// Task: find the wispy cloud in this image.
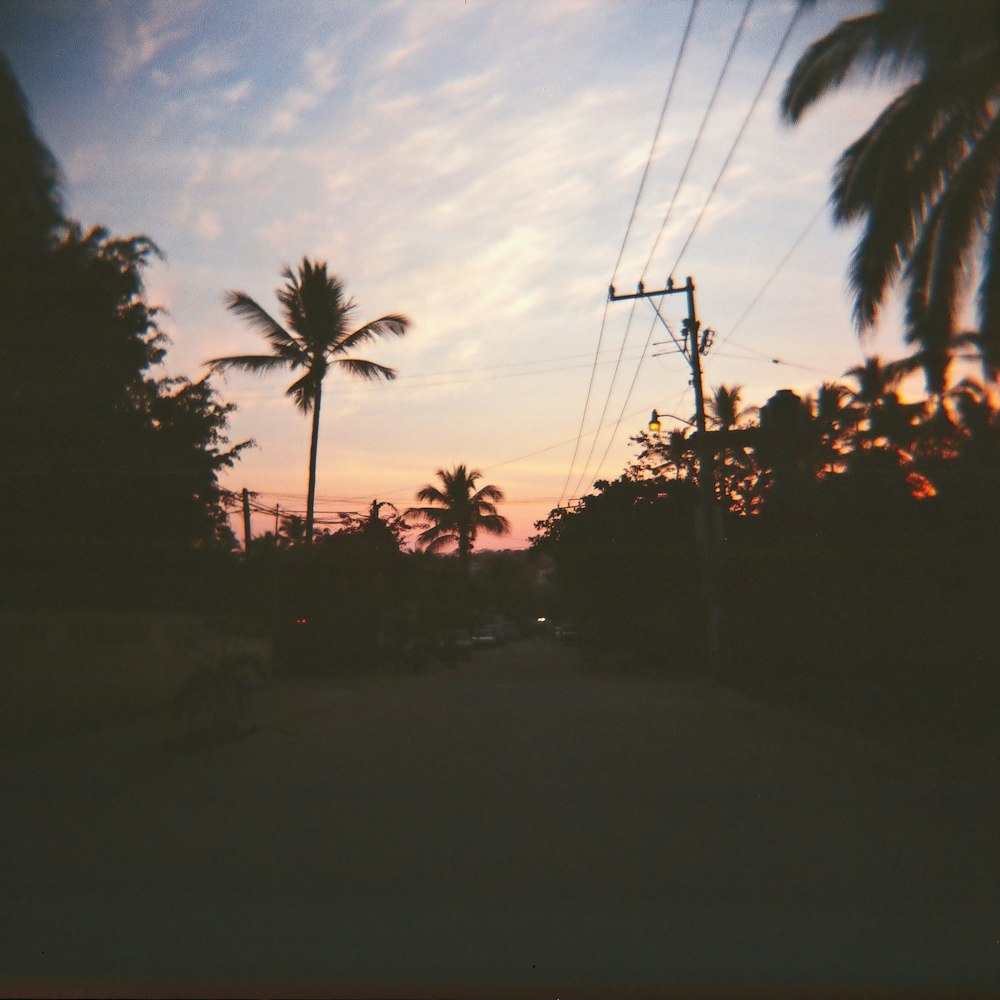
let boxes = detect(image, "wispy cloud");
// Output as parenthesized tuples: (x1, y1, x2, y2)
(107, 0, 206, 82)
(13, 0, 907, 539)
(267, 40, 342, 135)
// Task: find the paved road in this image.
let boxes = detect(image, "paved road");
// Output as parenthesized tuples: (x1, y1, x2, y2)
(0, 639, 995, 998)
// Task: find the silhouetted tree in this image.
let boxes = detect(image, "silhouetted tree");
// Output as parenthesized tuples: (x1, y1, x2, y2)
(0, 58, 248, 607)
(0, 54, 62, 257)
(707, 384, 756, 431)
(207, 260, 409, 546)
(806, 381, 857, 476)
(781, 0, 1000, 392)
(406, 465, 510, 570)
(532, 474, 701, 662)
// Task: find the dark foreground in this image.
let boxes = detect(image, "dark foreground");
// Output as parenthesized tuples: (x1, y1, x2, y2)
(0, 639, 995, 998)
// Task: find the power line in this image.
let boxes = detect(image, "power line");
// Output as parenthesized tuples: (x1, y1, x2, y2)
(610, 0, 700, 285)
(585, 1, 805, 490)
(558, 0, 700, 508)
(717, 200, 826, 350)
(240, 405, 656, 521)
(558, 297, 613, 507)
(710, 345, 838, 377)
(225, 346, 655, 401)
(572, 0, 754, 498)
(641, 0, 755, 283)
(568, 298, 642, 501)
(669, 1, 806, 277)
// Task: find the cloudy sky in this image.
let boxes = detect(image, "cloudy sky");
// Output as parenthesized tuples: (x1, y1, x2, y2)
(2, 0, 916, 546)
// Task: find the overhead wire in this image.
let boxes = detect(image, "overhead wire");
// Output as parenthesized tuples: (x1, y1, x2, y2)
(578, 0, 758, 492)
(668, 0, 807, 278)
(716, 199, 826, 351)
(240, 405, 661, 528)
(557, 0, 699, 508)
(587, 1, 812, 489)
(609, 0, 701, 288)
(640, 0, 754, 284)
(226, 345, 656, 400)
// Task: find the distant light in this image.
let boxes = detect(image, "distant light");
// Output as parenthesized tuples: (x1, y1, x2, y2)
(296, 617, 309, 625)
(537, 616, 547, 623)
(649, 409, 662, 434)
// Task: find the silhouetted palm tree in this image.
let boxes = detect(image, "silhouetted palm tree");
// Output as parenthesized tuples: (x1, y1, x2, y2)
(845, 356, 905, 410)
(664, 429, 696, 481)
(406, 465, 510, 568)
(274, 512, 308, 549)
(809, 381, 857, 474)
(781, 0, 1000, 392)
(705, 385, 761, 512)
(845, 356, 925, 457)
(206, 259, 408, 545)
(707, 384, 756, 431)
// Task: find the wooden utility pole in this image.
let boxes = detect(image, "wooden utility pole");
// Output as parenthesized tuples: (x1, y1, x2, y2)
(608, 276, 714, 508)
(241, 488, 252, 555)
(609, 275, 721, 664)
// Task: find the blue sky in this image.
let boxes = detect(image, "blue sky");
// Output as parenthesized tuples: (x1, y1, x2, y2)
(2, 0, 924, 546)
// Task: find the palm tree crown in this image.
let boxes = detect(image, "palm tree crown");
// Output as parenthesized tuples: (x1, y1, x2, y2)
(206, 258, 408, 544)
(406, 465, 510, 563)
(781, 0, 1000, 391)
(707, 384, 756, 431)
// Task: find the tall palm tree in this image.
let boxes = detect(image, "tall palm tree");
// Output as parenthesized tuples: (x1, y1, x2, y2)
(781, 0, 1000, 393)
(406, 465, 510, 568)
(206, 258, 408, 545)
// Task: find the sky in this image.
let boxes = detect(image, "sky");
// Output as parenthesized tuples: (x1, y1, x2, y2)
(1, 0, 928, 548)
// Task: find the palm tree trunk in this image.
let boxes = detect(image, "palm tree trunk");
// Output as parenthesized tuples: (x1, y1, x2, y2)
(305, 383, 322, 547)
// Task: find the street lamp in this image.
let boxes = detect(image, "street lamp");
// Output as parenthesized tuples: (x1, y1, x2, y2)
(649, 409, 694, 434)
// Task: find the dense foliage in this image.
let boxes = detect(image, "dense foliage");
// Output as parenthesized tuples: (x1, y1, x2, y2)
(0, 57, 247, 607)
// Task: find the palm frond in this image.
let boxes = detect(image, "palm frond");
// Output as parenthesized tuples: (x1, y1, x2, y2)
(203, 353, 289, 376)
(781, 11, 920, 124)
(472, 483, 504, 504)
(425, 532, 460, 554)
(335, 315, 410, 354)
(834, 78, 987, 328)
(332, 357, 397, 382)
(923, 116, 1000, 327)
(224, 291, 304, 358)
(976, 182, 1000, 378)
(903, 115, 1000, 385)
(414, 484, 448, 506)
(285, 369, 321, 414)
(476, 513, 511, 536)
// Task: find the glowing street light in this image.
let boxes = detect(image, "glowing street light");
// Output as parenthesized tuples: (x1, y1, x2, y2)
(648, 409, 694, 434)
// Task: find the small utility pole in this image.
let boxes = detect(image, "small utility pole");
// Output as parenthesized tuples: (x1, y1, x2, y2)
(609, 275, 721, 665)
(241, 488, 252, 555)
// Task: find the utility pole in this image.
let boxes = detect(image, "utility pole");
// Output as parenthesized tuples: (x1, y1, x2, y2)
(609, 275, 721, 665)
(241, 487, 252, 555)
(608, 276, 714, 508)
